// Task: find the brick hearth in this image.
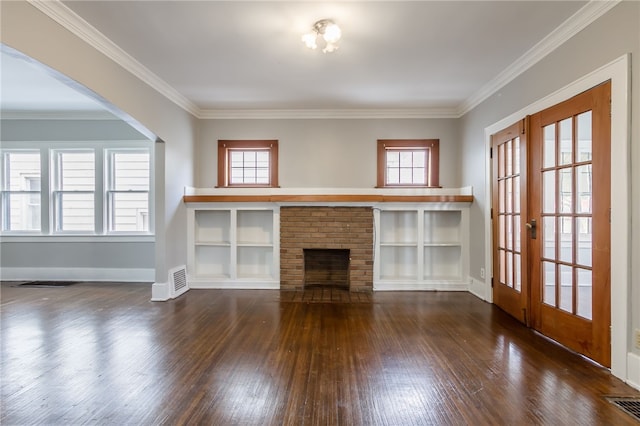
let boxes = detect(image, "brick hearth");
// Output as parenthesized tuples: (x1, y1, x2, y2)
(280, 207, 374, 292)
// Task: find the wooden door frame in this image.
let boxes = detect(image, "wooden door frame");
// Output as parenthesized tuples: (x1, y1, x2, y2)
(479, 54, 630, 381)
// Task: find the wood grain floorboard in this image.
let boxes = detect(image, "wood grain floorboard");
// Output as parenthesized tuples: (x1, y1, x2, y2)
(1, 283, 638, 425)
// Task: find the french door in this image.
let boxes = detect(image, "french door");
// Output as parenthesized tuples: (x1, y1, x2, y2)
(492, 82, 611, 366)
(492, 120, 528, 324)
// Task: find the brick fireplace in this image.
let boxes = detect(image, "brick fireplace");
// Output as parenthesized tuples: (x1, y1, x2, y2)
(280, 207, 374, 292)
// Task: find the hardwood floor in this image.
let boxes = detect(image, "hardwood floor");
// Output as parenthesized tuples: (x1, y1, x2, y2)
(1, 282, 638, 425)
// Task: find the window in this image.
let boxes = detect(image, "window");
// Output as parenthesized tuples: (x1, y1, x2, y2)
(0, 151, 41, 231)
(377, 139, 440, 187)
(52, 150, 95, 232)
(1, 142, 153, 236)
(106, 149, 150, 232)
(217, 140, 278, 187)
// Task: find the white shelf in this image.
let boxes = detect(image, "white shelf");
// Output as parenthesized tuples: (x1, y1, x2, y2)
(379, 211, 417, 244)
(237, 210, 273, 245)
(424, 210, 461, 244)
(424, 245, 462, 279)
(375, 206, 469, 291)
(194, 210, 230, 244)
(379, 245, 417, 280)
(187, 207, 279, 288)
(237, 246, 274, 278)
(194, 245, 230, 278)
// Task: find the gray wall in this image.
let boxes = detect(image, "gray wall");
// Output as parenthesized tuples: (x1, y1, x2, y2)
(0, 119, 155, 276)
(459, 1, 640, 353)
(1, 242, 154, 269)
(197, 118, 461, 188)
(0, 119, 148, 141)
(1, 0, 197, 284)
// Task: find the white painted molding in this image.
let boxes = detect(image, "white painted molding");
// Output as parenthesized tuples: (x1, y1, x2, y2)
(374, 281, 470, 292)
(151, 281, 170, 302)
(628, 352, 640, 391)
(198, 108, 460, 120)
(468, 278, 487, 301)
(187, 279, 280, 290)
(458, 0, 621, 116)
(28, 0, 620, 120)
(0, 267, 154, 282)
(27, 0, 200, 117)
(1, 110, 119, 120)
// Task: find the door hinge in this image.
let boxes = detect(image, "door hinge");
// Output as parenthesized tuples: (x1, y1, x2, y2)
(490, 208, 493, 220)
(489, 147, 493, 159)
(491, 277, 494, 288)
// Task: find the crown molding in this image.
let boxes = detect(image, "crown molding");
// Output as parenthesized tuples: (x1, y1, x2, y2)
(1, 110, 120, 120)
(27, 0, 201, 118)
(198, 108, 459, 120)
(27, 0, 619, 121)
(457, 0, 621, 116)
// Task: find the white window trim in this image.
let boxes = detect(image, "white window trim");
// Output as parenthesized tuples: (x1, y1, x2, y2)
(0, 149, 42, 233)
(0, 140, 154, 237)
(105, 148, 151, 234)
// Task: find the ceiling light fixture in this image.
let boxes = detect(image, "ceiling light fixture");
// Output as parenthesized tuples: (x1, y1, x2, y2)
(302, 19, 342, 53)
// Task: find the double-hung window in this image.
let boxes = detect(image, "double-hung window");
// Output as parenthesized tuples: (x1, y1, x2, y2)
(51, 150, 95, 232)
(377, 139, 440, 187)
(217, 140, 279, 187)
(106, 149, 150, 232)
(0, 150, 42, 231)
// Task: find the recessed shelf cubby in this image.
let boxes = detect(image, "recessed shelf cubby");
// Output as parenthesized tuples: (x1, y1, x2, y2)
(188, 207, 279, 289)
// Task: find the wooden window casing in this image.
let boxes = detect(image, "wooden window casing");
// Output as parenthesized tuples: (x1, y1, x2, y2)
(377, 139, 440, 188)
(217, 140, 279, 188)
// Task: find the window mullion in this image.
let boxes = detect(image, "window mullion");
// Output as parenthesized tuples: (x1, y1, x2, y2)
(95, 148, 104, 234)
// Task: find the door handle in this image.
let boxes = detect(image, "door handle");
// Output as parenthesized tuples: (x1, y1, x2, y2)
(525, 219, 537, 239)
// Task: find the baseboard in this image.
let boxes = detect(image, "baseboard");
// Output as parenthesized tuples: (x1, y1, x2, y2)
(374, 280, 470, 291)
(468, 278, 488, 301)
(151, 281, 170, 302)
(627, 352, 640, 391)
(187, 280, 280, 290)
(0, 267, 154, 282)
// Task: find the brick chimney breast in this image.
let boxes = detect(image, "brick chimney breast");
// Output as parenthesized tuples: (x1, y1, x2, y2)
(280, 206, 373, 292)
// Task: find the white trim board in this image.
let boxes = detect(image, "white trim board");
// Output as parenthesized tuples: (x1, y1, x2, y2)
(482, 54, 630, 382)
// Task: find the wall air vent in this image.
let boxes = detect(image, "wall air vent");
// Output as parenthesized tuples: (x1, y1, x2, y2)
(169, 265, 189, 299)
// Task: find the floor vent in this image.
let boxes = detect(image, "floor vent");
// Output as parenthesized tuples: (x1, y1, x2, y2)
(606, 397, 640, 421)
(169, 265, 189, 299)
(18, 281, 77, 288)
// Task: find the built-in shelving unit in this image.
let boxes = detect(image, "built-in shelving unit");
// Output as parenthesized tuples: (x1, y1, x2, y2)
(184, 187, 472, 291)
(187, 206, 279, 288)
(374, 205, 469, 291)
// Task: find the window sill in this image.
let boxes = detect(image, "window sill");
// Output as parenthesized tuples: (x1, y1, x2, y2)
(0, 234, 155, 243)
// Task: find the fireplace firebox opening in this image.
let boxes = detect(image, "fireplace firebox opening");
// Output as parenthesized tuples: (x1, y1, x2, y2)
(303, 249, 350, 289)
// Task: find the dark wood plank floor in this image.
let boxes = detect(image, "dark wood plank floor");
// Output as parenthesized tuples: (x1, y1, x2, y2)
(1, 282, 639, 425)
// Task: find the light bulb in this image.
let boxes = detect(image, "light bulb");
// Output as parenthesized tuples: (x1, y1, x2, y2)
(322, 43, 338, 54)
(302, 32, 318, 49)
(322, 23, 341, 44)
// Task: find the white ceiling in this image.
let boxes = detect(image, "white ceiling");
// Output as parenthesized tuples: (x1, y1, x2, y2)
(2, 1, 597, 118)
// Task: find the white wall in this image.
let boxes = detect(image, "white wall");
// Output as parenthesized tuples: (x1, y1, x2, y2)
(197, 118, 460, 188)
(459, 0, 640, 368)
(1, 0, 197, 284)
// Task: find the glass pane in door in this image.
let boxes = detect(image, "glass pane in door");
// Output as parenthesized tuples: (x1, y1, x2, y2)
(538, 113, 594, 317)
